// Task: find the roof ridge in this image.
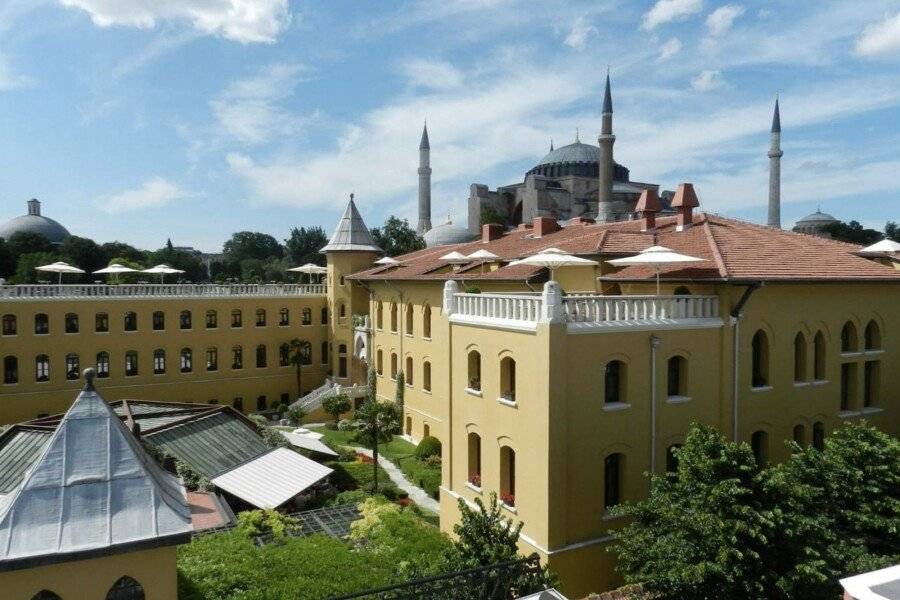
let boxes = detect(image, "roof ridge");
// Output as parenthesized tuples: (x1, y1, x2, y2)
(706, 213, 863, 250)
(701, 217, 729, 278)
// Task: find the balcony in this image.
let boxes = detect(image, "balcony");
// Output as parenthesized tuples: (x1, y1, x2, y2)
(0, 283, 327, 301)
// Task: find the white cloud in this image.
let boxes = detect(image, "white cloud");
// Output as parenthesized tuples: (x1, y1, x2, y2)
(58, 0, 291, 43)
(101, 177, 187, 213)
(706, 4, 744, 37)
(400, 59, 465, 90)
(641, 0, 703, 31)
(855, 12, 900, 57)
(211, 63, 311, 144)
(658, 37, 682, 61)
(691, 69, 723, 91)
(564, 16, 598, 49)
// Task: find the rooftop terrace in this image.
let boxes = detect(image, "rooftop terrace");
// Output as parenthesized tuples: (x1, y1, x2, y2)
(0, 282, 327, 300)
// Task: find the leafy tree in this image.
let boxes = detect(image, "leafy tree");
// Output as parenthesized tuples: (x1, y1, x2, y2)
(105, 256, 145, 283)
(322, 393, 351, 427)
(148, 244, 206, 282)
(352, 399, 398, 493)
(100, 241, 147, 265)
(13, 251, 59, 283)
(367, 366, 377, 404)
(371, 216, 425, 257)
(886, 221, 899, 242)
(819, 220, 883, 245)
(394, 370, 405, 417)
(7, 230, 54, 258)
(0, 238, 15, 278)
(223, 231, 284, 266)
(285, 226, 328, 266)
(59, 235, 104, 280)
(480, 204, 506, 227)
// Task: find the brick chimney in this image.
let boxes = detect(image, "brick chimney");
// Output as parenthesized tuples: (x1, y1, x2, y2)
(634, 189, 662, 232)
(671, 183, 700, 231)
(481, 223, 504, 243)
(533, 217, 559, 238)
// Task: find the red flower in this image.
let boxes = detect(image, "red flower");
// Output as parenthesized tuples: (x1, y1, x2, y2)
(468, 473, 482, 487)
(500, 492, 515, 507)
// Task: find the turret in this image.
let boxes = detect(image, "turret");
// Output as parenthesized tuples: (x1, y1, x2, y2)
(596, 72, 616, 222)
(767, 98, 783, 229)
(417, 123, 432, 234)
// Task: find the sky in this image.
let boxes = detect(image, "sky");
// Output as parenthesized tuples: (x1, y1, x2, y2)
(1, 0, 899, 252)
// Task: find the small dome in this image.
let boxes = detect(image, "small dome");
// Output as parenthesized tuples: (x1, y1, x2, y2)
(796, 210, 838, 226)
(0, 200, 70, 244)
(423, 222, 475, 247)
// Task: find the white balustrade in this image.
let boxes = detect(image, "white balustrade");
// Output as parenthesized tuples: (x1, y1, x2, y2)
(452, 293, 543, 323)
(563, 295, 719, 323)
(0, 283, 327, 300)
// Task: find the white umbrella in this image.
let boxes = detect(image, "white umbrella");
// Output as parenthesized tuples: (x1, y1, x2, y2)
(467, 249, 498, 274)
(440, 251, 470, 263)
(36, 261, 85, 284)
(93, 263, 138, 275)
(508, 249, 598, 281)
(858, 239, 900, 255)
(287, 263, 328, 274)
(142, 264, 185, 283)
(606, 245, 706, 296)
(374, 256, 400, 265)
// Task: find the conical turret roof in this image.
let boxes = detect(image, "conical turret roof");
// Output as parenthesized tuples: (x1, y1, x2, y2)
(321, 195, 382, 253)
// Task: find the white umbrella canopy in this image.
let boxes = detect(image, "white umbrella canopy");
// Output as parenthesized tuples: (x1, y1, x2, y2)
(36, 261, 85, 284)
(374, 256, 400, 265)
(606, 245, 706, 295)
(287, 263, 328, 274)
(93, 263, 139, 275)
(466, 249, 499, 260)
(508, 249, 598, 281)
(440, 251, 471, 264)
(142, 264, 185, 283)
(858, 239, 900, 255)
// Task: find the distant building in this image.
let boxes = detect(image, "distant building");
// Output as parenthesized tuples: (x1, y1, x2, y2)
(794, 208, 839, 237)
(0, 199, 70, 244)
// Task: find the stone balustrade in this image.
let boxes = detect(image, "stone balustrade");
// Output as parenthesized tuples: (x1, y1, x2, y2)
(0, 283, 327, 300)
(453, 293, 543, 323)
(563, 294, 719, 323)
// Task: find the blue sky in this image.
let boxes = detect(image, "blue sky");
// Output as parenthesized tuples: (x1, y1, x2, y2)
(1, 0, 899, 252)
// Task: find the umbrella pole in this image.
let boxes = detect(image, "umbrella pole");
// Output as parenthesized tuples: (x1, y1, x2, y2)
(656, 270, 660, 296)
(58, 272, 62, 285)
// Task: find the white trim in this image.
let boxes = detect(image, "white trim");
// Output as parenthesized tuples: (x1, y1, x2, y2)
(750, 385, 773, 393)
(792, 381, 811, 387)
(838, 409, 862, 418)
(497, 397, 518, 408)
(863, 349, 885, 356)
(841, 351, 864, 358)
(861, 406, 885, 415)
(840, 564, 900, 600)
(465, 388, 483, 397)
(464, 482, 482, 494)
(501, 502, 517, 514)
(811, 379, 829, 386)
(665, 395, 691, 405)
(449, 314, 539, 333)
(602, 402, 631, 412)
(567, 318, 723, 335)
(404, 405, 443, 423)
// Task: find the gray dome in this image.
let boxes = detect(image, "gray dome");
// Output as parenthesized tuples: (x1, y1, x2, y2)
(527, 141, 629, 181)
(0, 200, 70, 244)
(423, 222, 475, 247)
(536, 141, 600, 165)
(796, 210, 838, 226)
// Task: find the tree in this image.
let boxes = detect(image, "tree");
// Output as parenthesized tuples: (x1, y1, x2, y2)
(0, 238, 15, 278)
(59, 235, 104, 280)
(886, 221, 899, 242)
(100, 241, 147, 265)
(394, 370, 405, 418)
(13, 252, 58, 284)
(285, 226, 327, 266)
(105, 257, 145, 283)
(223, 231, 284, 265)
(371, 217, 426, 257)
(148, 245, 206, 282)
(819, 220, 883, 245)
(480, 204, 506, 227)
(288, 339, 310, 398)
(7, 230, 54, 258)
(322, 393, 351, 427)
(352, 399, 398, 493)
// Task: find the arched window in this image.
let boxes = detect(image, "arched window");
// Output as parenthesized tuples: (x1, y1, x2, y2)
(231, 309, 242, 328)
(604, 453, 622, 509)
(841, 363, 857, 411)
(255, 309, 266, 327)
(96, 351, 110, 378)
(31, 591, 63, 600)
(812, 422, 825, 451)
(376, 302, 383, 329)
(667, 356, 687, 397)
(64, 313, 79, 333)
(280, 307, 291, 326)
(500, 445, 516, 507)
(864, 361, 879, 408)
(206, 347, 218, 371)
(125, 351, 138, 376)
(405, 303, 414, 335)
(841, 321, 857, 353)
(423, 305, 432, 338)
(321, 307, 328, 325)
(152, 311, 165, 331)
(206, 310, 218, 329)
(673, 286, 691, 295)
(2, 314, 16, 336)
(124, 311, 137, 332)
(814, 331, 826, 381)
(467, 433, 481, 487)
(751, 330, 769, 388)
(390, 303, 398, 332)
(467, 351, 481, 391)
(300, 341, 312, 365)
(338, 344, 347, 378)
(793, 332, 807, 382)
(255, 344, 267, 368)
(390, 353, 398, 379)
(153, 349, 166, 374)
(279, 343, 290, 367)
(751, 430, 768, 467)
(500, 357, 516, 401)
(666, 444, 682, 473)
(604, 360, 625, 404)
(405, 356, 413, 385)
(376, 350, 383, 375)
(793, 424, 806, 447)
(106, 576, 145, 600)
(180, 348, 193, 373)
(864, 320, 881, 350)
(35, 354, 50, 382)
(180, 310, 192, 330)
(35, 313, 49, 334)
(231, 345, 243, 369)
(423, 423, 430, 438)
(4, 356, 18, 384)
(423, 361, 432, 392)
(321, 341, 329, 364)
(95, 312, 109, 332)
(256, 396, 267, 411)
(65, 354, 80, 380)
(302, 307, 312, 325)
(233, 397, 244, 411)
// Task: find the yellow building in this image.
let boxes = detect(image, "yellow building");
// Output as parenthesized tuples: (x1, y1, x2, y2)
(0, 283, 329, 424)
(333, 188, 900, 597)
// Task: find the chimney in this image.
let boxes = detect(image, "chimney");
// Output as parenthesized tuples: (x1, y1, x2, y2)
(482, 223, 504, 243)
(670, 183, 700, 231)
(533, 217, 559, 238)
(634, 189, 662, 232)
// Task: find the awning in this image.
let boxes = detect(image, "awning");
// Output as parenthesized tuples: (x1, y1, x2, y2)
(280, 431, 338, 456)
(210, 448, 333, 509)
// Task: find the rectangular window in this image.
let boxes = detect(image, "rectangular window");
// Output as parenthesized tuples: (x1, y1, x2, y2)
(207, 348, 218, 372)
(96, 353, 109, 378)
(256, 310, 266, 327)
(124, 312, 137, 332)
(95, 313, 109, 333)
(1, 315, 16, 336)
(604, 454, 621, 509)
(232, 347, 243, 370)
(153, 312, 165, 331)
(125, 352, 138, 376)
(65, 354, 79, 380)
(64, 314, 79, 334)
(231, 310, 242, 328)
(34, 314, 49, 335)
(35, 356, 50, 382)
(206, 311, 218, 329)
(280, 308, 290, 326)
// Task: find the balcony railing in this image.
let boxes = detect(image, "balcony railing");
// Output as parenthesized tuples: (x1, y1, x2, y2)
(564, 294, 719, 323)
(453, 293, 542, 323)
(0, 283, 327, 300)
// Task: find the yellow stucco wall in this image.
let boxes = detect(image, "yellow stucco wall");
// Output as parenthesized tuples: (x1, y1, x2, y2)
(0, 545, 178, 600)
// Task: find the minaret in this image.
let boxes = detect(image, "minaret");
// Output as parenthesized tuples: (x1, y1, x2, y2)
(596, 72, 616, 223)
(417, 122, 432, 234)
(767, 98, 783, 229)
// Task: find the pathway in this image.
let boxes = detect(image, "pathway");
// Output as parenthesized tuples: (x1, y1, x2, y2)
(352, 446, 440, 513)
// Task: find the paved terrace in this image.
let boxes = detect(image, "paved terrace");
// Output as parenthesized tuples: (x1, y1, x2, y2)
(0, 283, 327, 300)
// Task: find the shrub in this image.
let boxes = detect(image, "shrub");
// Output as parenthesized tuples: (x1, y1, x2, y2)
(323, 393, 352, 427)
(236, 509, 300, 539)
(176, 459, 211, 492)
(350, 497, 401, 542)
(286, 407, 306, 425)
(414, 436, 442, 460)
(424, 455, 442, 467)
(337, 418, 353, 431)
(326, 490, 369, 507)
(465, 286, 481, 294)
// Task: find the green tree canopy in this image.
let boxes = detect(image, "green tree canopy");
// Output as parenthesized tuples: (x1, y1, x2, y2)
(818, 220, 884, 245)
(59, 235, 104, 280)
(148, 245, 207, 282)
(285, 226, 327, 266)
(352, 399, 398, 491)
(100, 241, 147, 265)
(7, 230, 54, 258)
(885, 221, 898, 242)
(13, 251, 60, 284)
(0, 238, 15, 278)
(371, 216, 426, 257)
(223, 231, 284, 265)
(322, 393, 351, 427)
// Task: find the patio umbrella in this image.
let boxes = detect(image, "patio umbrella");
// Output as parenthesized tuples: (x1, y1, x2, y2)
(857, 239, 900, 255)
(606, 245, 706, 296)
(508, 249, 598, 281)
(93, 263, 138, 275)
(287, 263, 327, 283)
(440, 251, 470, 263)
(142, 264, 185, 283)
(36, 261, 85, 284)
(466, 249, 498, 274)
(374, 256, 400, 265)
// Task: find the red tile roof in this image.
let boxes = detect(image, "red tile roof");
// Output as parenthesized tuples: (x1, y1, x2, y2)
(348, 214, 900, 283)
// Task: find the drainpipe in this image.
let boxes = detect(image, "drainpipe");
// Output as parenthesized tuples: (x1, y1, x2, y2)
(649, 335, 661, 476)
(730, 283, 761, 441)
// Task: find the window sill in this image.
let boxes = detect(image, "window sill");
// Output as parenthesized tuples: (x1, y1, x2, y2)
(422, 389, 432, 395)
(464, 482, 482, 494)
(861, 406, 884, 415)
(95, 331, 109, 335)
(64, 332, 79, 336)
(601, 511, 624, 522)
(863, 349, 884, 356)
(665, 395, 691, 404)
(423, 337, 432, 342)
(405, 334, 413, 338)
(497, 397, 517, 408)
(602, 402, 631, 412)
(811, 379, 829, 386)
(750, 385, 773, 393)
(840, 351, 863, 358)
(838, 409, 861, 418)
(500, 502, 517, 514)
(465, 388, 483, 397)
(792, 381, 811, 388)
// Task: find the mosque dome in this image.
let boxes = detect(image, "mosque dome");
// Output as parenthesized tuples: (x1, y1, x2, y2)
(796, 209, 838, 226)
(0, 199, 70, 244)
(527, 140, 630, 181)
(423, 221, 475, 247)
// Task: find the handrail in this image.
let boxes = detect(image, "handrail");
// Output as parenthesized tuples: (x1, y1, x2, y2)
(452, 293, 542, 322)
(0, 283, 327, 300)
(563, 294, 719, 322)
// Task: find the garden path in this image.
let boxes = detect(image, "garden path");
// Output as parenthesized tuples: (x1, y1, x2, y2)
(352, 446, 440, 513)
